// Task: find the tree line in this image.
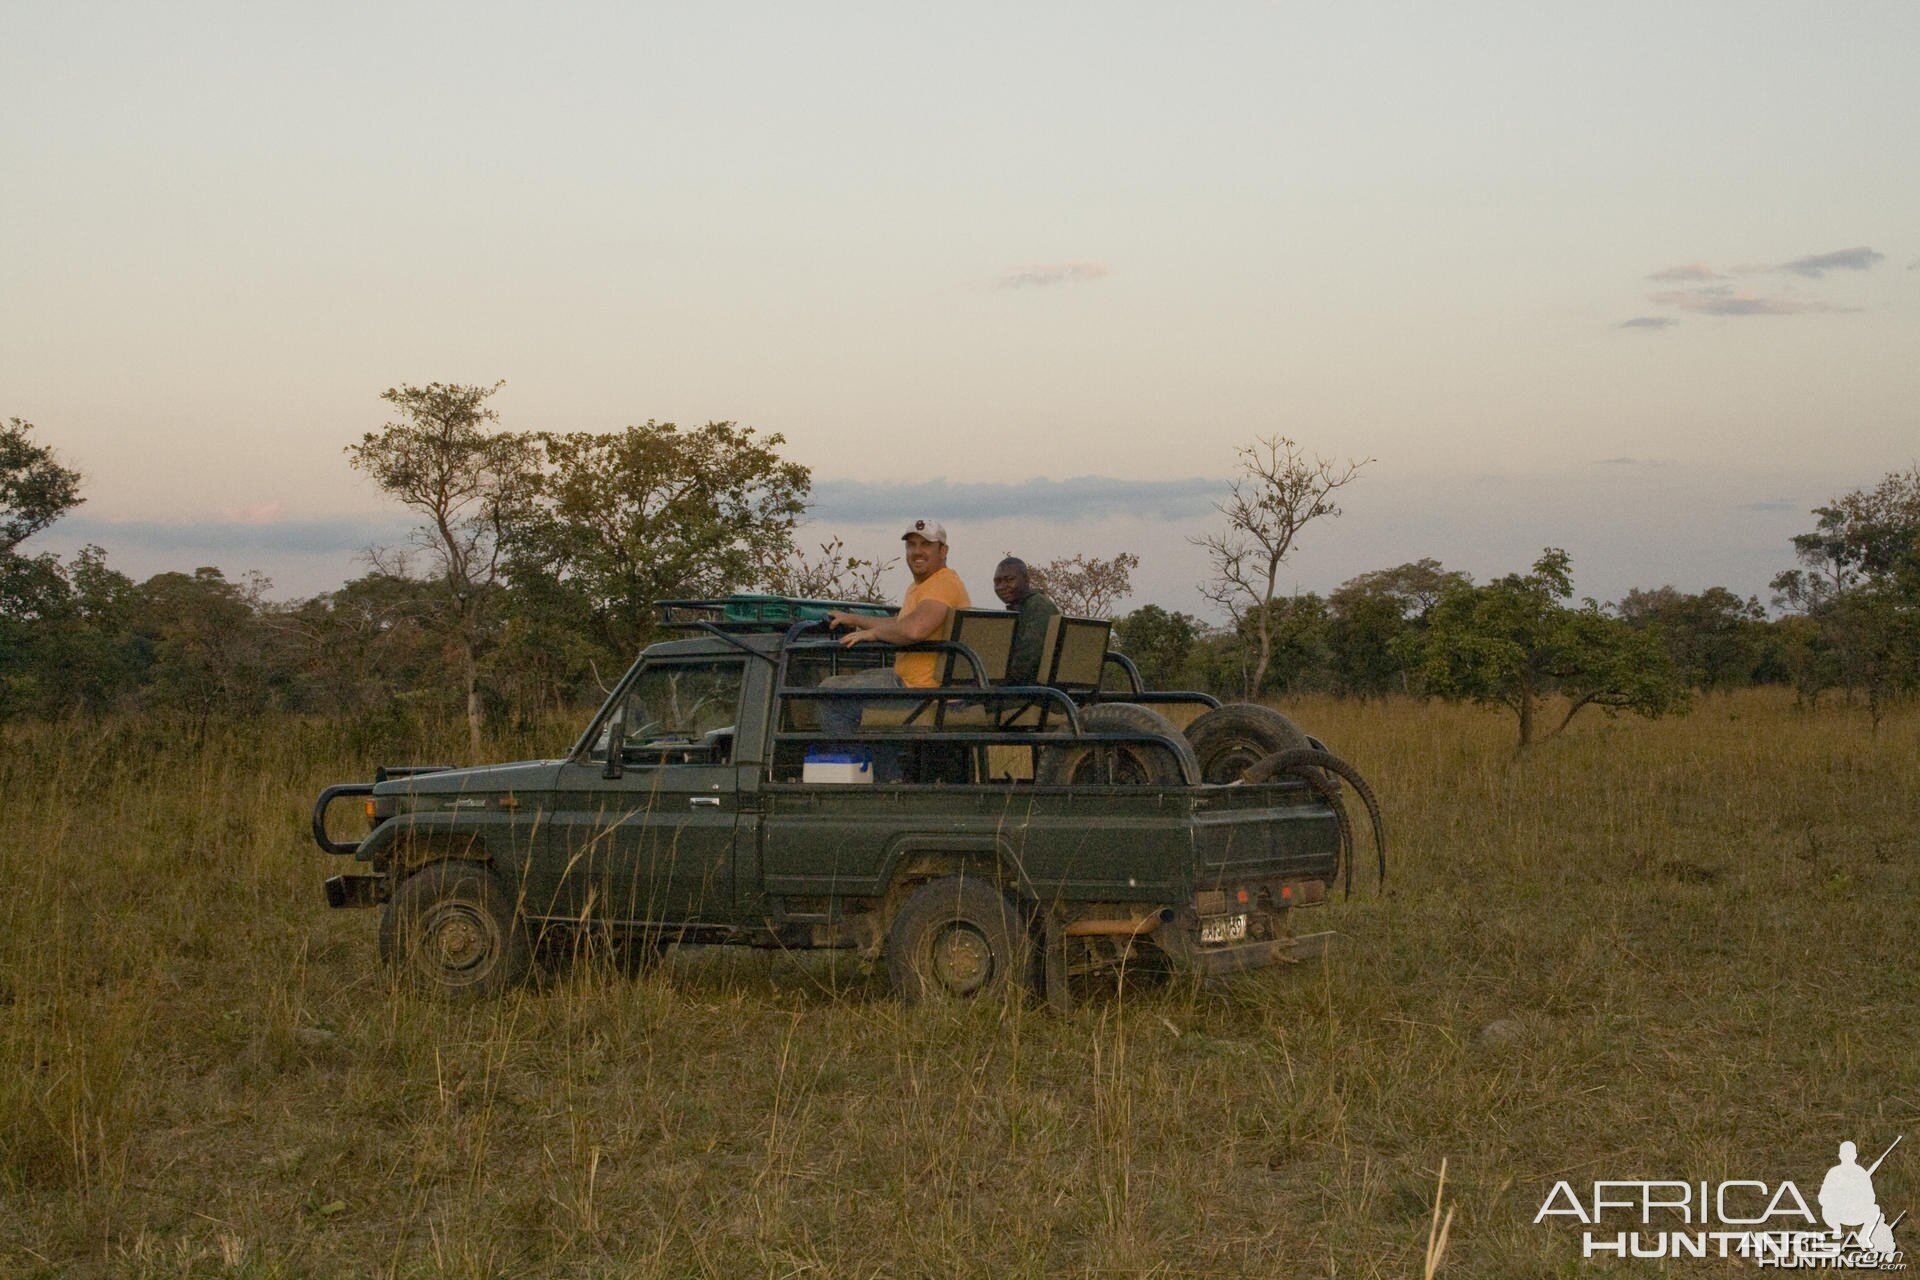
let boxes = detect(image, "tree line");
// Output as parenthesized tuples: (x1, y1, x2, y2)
(2, 394, 1915, 749)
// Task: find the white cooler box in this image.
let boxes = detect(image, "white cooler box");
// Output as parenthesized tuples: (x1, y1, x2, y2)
(802, 750, 874, 784)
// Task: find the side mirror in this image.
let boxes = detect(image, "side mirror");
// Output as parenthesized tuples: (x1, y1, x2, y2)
(602, 711, 625, 780)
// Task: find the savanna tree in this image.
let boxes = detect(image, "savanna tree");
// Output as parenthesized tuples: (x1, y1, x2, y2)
(1326, 558, 1469, 697)
(764, 535, 895, 604)
(1400, 549, 1687, 749)
(348, 382, 536, 754)
(1234, 592, 1332, 694)
(510, 421, 810, 657)
(1192, 436, 1371, 698)
(1, 417, 82, 556)
(1114, 604, 1204, 689)
(1614, 585, 1769, 692)
(1770, 467, 1920, 727)
(1026, 551, 1139, 617)
(0, 419, 89, 713)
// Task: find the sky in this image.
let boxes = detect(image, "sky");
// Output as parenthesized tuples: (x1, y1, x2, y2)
(5, 1, 1916, 617)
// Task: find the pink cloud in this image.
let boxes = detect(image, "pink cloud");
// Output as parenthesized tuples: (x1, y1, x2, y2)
(225, 501, 287, 523)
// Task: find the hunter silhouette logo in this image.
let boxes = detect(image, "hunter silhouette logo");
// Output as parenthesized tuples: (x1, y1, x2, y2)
(1821, 1138, 1902, 1257)
(1534, 1133, 1908, 1267)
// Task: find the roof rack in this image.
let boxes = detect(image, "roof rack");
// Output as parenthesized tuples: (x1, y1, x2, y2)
(657, 594, 895, 632)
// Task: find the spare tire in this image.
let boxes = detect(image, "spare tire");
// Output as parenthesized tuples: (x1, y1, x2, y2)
(1036, 703, 1198, 786)
(1183, 703, 1312, 784)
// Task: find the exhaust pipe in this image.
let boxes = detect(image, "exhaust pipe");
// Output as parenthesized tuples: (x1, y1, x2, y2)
(1064, 908, 1175, 937)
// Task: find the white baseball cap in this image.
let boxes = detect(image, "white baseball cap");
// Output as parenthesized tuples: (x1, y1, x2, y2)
(900, 518, 948, 544)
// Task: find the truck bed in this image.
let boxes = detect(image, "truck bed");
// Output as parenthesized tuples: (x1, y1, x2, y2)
(755, 778, 1338, 905)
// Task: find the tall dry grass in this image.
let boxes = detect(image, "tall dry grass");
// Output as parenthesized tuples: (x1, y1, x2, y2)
(0, 691, 1914, 1277)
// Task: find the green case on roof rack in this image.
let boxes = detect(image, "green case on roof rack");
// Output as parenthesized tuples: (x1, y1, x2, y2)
(657, 594, 895, 630)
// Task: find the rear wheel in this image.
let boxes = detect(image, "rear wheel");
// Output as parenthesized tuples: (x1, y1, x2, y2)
(1035, 702, 1197, 786)
(379, 862, 530, 1001)
(886, 874, 1032, 1003)
(1183, 703, 1311, 784)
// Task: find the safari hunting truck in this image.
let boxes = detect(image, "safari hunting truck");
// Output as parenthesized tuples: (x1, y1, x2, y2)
(311, 596, 1383, 1008)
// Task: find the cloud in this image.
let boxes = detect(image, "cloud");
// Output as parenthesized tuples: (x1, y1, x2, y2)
(1645, 264, 1723, 282)
(1770, 246, 1883, 278)
(810, 475, 1220, 526)
(53, 513, 413, 555)
(55, 478, 1221, 564)
(997, 261, 1111, 290)
(1733, 498, 1797, 513)
(225, 501, 286, 524)
(1616, 316, 1678, 330)
(1648, 286, 1850, 317)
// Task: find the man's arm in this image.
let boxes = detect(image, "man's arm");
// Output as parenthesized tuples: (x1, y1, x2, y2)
(839, 599, 950, 647)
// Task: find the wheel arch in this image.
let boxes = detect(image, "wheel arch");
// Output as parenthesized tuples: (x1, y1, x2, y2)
(363, 816, 496, 879)
(877, 833, 1033, 905)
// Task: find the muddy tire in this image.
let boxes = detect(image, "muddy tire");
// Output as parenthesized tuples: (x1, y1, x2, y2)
(1035, 702, 1198, 786)
(1183, 703, 1312, 784)
(379, 862, 530, 1002)
(886, 874, 1032, 1004)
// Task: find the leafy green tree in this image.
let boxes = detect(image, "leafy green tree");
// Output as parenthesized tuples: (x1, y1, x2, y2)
(57, 546, 144, 710)
(348, 382, 536, 754)
(1, 418, 83, 555)
(1770, 467, 1920, 727)
(0, 419, 90, 714)
(1327, 558, 1469, 697)
(1181, 628, 1245, 697)
(1775, 466, 1920, 603)
(1027, 551, 1139, 618)
(1242, 592, 1332, 694)
(1401, 549, 1688, 748)
(763, 535, 895, 604)
(0, 550, 73, 714)
(273, 571, 460, 718)
(1614, 585, 1769, 692)
(509, 421, 809, 658)
(1114, 604, 1202, 689)
(485, 571, 619, 722)
(134, 568, 271, 722)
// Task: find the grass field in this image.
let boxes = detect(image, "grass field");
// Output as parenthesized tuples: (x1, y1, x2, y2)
(2, 690, 1914, 1278)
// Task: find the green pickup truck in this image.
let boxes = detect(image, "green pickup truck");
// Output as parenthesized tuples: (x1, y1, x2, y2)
(310, 596, 1381, 1007)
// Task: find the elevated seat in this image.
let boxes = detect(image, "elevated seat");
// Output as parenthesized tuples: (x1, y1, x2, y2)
(1046, 616, 1112, 693)
(940, 609, 1019, 687)
(941, 612, 1062, 731)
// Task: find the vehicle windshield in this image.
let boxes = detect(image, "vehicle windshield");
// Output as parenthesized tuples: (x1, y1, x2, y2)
(590, 660, 744, 762)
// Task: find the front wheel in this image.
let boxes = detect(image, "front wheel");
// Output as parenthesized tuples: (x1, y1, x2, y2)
(886, 874, 1032, 1004)
(379, 862, 531, 1001)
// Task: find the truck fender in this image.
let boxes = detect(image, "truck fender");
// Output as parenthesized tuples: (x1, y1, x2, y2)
(877, 833, 1034, 903)
(359, 813, 494, 874)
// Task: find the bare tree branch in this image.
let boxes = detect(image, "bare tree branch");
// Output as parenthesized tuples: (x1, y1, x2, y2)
(1026, 552, 1139, 617)
(1189, 436, 1372, 697)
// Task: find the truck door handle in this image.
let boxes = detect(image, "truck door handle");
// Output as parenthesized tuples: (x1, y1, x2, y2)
(689, 797, 721, 808)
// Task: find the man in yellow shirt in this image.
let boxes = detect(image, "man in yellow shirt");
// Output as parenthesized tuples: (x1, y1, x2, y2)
(818, 520, 972, 771)
(827, 519, 971, 683)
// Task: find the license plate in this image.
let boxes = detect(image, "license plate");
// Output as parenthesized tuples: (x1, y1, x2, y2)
(1199, 913, 1248, 944)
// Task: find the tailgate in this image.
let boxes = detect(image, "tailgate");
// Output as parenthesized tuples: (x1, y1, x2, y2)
(1188, 783, 1340, 889)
